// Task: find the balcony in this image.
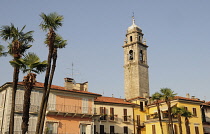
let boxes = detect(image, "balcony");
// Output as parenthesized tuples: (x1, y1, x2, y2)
(146, 113, 177, 121)
(108, 115, 118, 122)
(15, 104, 39, 113)
(122, 115, 132, 123)
(47, 104, 94, 117)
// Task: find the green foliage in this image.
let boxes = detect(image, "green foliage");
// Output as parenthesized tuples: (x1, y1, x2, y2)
(39, 12, 63, 31)
(160, 88, 177, 101)
(9, 53, 47, 74)
(45, 34, 67, 49)
(151, 92, 163, 101)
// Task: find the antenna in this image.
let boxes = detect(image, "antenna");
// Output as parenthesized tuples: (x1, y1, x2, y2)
(66, 62, 80, 79)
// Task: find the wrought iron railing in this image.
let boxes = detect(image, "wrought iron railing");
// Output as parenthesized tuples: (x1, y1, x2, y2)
(47, 104, 93, 114)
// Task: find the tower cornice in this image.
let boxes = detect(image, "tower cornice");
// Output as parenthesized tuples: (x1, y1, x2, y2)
(122, 41, 148, 48)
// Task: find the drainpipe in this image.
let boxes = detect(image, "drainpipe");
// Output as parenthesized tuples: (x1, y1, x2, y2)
(133, 105, 136, 134)
(1, 89, 8, 133)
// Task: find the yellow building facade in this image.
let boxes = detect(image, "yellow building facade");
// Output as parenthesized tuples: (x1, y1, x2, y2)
(145, 96, 204, 134)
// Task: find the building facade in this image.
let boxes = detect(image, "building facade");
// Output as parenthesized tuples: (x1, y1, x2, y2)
(0, 78, 101, 134)
(201, 101, 210, 134)
(94, 96, 135, 134)
(146, 96, 204, 134)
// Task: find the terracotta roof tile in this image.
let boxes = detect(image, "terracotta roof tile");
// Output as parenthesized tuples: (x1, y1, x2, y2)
(126, 96, 146, 101)
(5, 82, 101, 96)
(148, 96, 204, 106)
(95, 96, 136, 105)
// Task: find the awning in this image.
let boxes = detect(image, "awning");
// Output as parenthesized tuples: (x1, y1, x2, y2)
(153, 103, 177, 113)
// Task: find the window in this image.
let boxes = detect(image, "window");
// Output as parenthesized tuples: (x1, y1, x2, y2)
(46, 122, 58, 134)
(94, 125, 96, 134)
(130, 36, 133, 42)
(124, 126, 128, 134)
(110, 107, 114, 120)
(129, 50, 134, 60)
(82, 98, 88, 113)
(100, 125, 104, 134)
(152, 125, 156, 134)
(184, 107, 188, 111)
(100, 107, 106, 120)
(137, 115, 140, 126)
(123, 109, 128, 121)
(110, 126, 114, 134)
(140, 102, 144, 111)
(195, 126, 199, 134)
(193, 108, 197, 116)
(140, 50, 143, 62)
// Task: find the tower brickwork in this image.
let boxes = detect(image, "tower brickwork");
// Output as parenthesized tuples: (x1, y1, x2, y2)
(123, 18, 149, 100)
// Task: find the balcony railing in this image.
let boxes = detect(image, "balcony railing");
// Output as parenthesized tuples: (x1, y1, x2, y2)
(108, 115, 118, 122)
(47, 104, 93, 115)
(146, 113, 177, 120)
(15, 104, 39, 113)
(122, 115, 132, 123)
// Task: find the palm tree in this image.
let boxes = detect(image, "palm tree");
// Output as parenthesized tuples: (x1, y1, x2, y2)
(39, 35, 67, 133)
(172, 107, 183, 134)
(160, 88, 177, 134)
(10, 53, 47, 134)
(151, 92, 164, 134)
(36, 12, 63, 134)
(0, 24, 34, 134)
(181, 108, 192, 134)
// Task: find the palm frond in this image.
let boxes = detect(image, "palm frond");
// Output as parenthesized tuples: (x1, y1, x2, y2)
(40, 12, 63, 31)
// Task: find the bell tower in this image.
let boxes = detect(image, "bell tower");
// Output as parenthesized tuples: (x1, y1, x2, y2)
(123, 17, 149, 100)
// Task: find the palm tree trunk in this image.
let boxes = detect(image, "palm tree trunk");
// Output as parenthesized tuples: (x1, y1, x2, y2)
(157, 103, 164, 134)
(9, 66, 20, 134)
(167, 101, 174, 134)
(36, 30, 55, 134)
(178, 115, 182, 134)
(39, 48, 57, 134)
(22, 73, 35, 134)
(185, 117, 190, 134)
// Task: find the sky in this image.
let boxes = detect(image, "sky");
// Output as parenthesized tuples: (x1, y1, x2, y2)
(0, 0, 210, 101)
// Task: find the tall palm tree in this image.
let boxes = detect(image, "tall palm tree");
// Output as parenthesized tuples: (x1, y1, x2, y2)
(10, 53, 47, 134)
(0, 24, 34, 134)
(160, 88, 177, 134)
(36, 12, 63, 134)
(172, 107, 183, 134)
(39, 35, 67, 133)
(151, 92, 164, 134)
(181, 108, 192, 134)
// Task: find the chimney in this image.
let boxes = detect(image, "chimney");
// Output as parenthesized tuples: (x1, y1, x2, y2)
(186, 93, 190, 98)
(64, 78, 75, 90)
(191, 96, 195, 99)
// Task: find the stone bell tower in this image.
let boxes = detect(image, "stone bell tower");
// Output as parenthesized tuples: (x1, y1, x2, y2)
(123, 17, 149, 100)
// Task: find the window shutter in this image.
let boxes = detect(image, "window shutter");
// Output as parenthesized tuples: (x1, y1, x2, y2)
(100, 107, 103, 114)
(53, 122, 58, 133)
(104, 107, 106, 114)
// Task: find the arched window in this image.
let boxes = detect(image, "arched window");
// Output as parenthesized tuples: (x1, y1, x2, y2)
(130, 36, 133, 42)
(140, 50, 143, 62)
(129, 50, 134, 60)
(139, 36, 141, 41)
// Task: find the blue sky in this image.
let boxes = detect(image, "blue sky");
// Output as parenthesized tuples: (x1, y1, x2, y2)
(1, 1, 210, 101)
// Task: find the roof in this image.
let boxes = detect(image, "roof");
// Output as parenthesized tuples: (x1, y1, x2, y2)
(174, 96, 204, 102)
(126, 96, 146, 101)
(148, 96, 204, 106)
(202, 101, 210, 106)
(127, 17, 141, 32)
(95, 96, 136, 105)
(1, 82, 101, 96)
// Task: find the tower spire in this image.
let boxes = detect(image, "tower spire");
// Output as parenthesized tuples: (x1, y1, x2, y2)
(132, 12, 135, 25)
